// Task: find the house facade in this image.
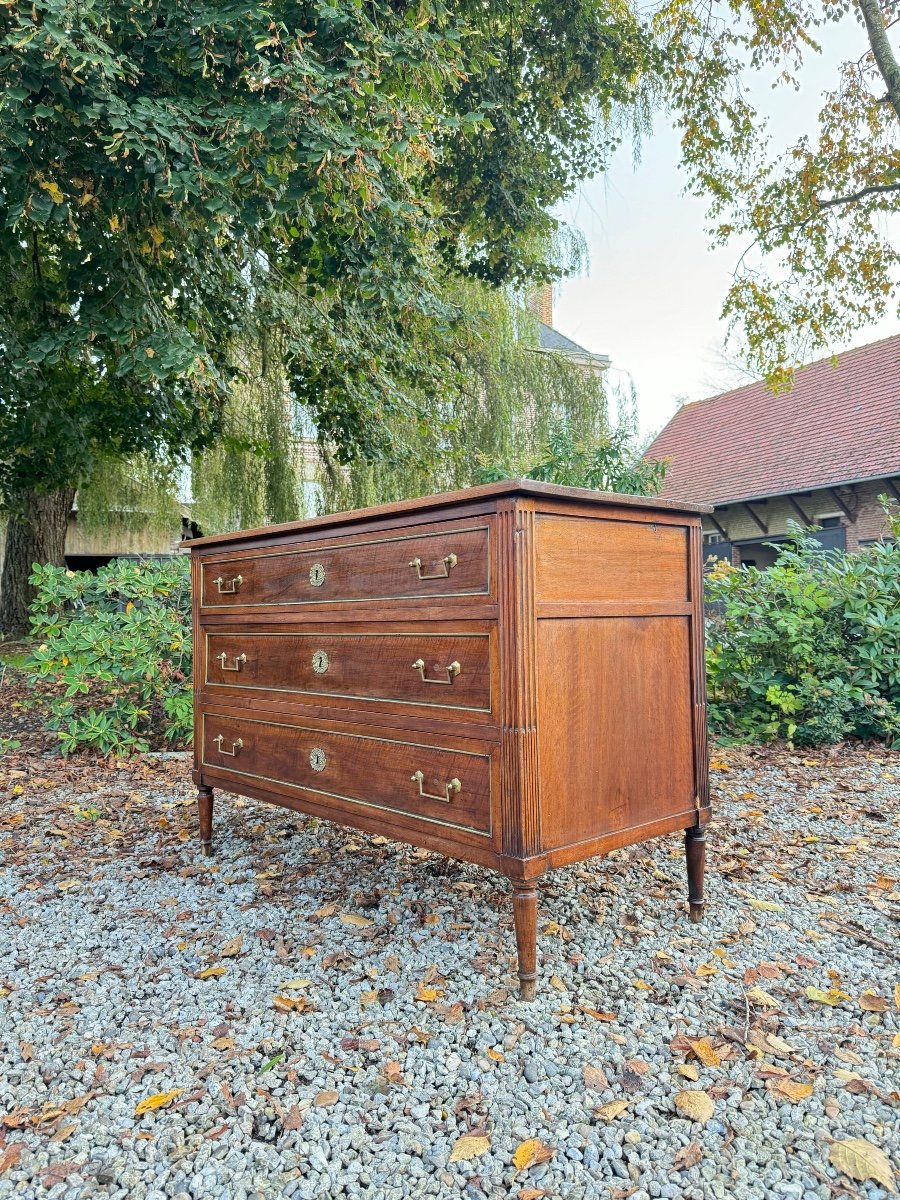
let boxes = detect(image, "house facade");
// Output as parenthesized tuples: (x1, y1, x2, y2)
(646, 335, 900, 566)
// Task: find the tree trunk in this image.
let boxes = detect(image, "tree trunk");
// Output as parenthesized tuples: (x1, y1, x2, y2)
(858, 0, 900, 122)
(0, 487, 75, 638)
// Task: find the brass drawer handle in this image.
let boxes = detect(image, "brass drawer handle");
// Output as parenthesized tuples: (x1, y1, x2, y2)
(408, 552, 457, 580)
(213, 735, 243, 757)
(411, 770, 461, 803)
(213, 574, 243, 595)
(412, 658, 461, 685)
(216, 651, 247, 672)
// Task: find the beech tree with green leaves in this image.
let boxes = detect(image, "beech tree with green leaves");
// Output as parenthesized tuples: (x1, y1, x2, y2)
(0, 0, 653, 634)
(655, 0, 900, 384)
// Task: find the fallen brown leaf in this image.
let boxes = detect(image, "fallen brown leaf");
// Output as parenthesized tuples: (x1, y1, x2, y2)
(448, 1133, 491, 1163)
(672, 1140, 703, 1171)
(583, 1064, 609, 1090)
(828, 1138, 895, 1190)
(512, 1138, 555, 1171)
(595, 1099, 629, 1121)
(674, 1089, 714, 1124)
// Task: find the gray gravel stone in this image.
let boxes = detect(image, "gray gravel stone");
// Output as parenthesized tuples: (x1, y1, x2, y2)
(0, 746, 897, 1200)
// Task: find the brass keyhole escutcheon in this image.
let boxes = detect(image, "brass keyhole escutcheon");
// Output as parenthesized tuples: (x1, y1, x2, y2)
(309, 747, 327, 772)
(312, 649, 329, 674)
(309, 562, 326, 587)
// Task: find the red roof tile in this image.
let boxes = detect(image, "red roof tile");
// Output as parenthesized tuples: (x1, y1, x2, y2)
(646, 334, 900, 506)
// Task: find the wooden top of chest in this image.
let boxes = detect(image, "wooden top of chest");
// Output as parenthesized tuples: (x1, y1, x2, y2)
(188, 479, 710, 551)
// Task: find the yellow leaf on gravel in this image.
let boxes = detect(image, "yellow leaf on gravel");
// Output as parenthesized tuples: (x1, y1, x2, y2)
(894, 982, 900, 1010)
(746, 986, 780, 1008)
(674, 1090, 714, 1124)
(806, 986, 847, 1006)
(486, 1047, 504, 1063)
(686, 1037, 721, 1067)
(219, 934, 243, 958)
(677, 1064, 700, 1081)
(340, 913, 374, 927)
(550, 974, 566, 991)
(449, 1134, 491, 1163)
(748, 898, 783, 912)
(512, 1138, 554, 1171)
(770, 1078, 813, 1101)
(210, 1037, 234, 1051)
(135, 1089, 184, 1116)
(595, 1099, 629, 1121)
(828, 1138, 895, 1190)
(280, 979, 311, 989)
(695, 964, 718, 978)
(415, 984, 444, 1002)
(197, 966, 226, 980)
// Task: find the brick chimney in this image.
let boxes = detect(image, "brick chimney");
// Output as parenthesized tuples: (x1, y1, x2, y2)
(526, 284, 553, 326)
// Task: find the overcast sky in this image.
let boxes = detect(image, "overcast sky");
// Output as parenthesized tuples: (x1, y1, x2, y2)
(551, 18, 900, 440)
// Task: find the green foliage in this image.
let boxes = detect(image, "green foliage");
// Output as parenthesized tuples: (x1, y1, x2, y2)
(705, 518, 900, 746)
(476, 420, 667, 495)
(655, 0, 900, 382)
(0, 0, 656, 511)
(27, 558, 192, 754)
(320, 281, 662, 511)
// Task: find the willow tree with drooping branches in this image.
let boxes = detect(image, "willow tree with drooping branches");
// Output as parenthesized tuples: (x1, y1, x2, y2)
(1, 0, 655, 633)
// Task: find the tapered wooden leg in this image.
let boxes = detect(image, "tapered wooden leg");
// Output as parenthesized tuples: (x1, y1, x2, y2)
(685, 822, 706, 923)
(198, 785, 214, 857)
(511, 880, 539, 1000)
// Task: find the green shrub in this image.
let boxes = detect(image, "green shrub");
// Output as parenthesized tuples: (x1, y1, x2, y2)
(28, 557, 192, 755)
(705, 515, 900, 746)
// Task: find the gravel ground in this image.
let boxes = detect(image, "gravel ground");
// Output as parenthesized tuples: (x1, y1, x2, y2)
(0, 744, 898, 1200)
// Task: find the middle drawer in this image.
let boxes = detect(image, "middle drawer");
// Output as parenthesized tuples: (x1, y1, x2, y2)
(200, 626, 494, 717)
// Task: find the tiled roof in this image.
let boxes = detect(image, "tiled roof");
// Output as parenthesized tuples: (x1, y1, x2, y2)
(537, 321, 590, 354)
(646, 334, 900, 506)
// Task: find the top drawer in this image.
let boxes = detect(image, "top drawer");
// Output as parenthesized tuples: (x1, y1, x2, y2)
(198, 521, 492, 612)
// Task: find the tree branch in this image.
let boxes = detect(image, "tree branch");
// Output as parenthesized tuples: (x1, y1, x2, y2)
(817, 180, 900, 208)
(856, 0, 900, 122)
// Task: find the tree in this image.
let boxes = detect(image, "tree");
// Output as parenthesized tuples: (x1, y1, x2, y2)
(0, 0, 655, 634)
(655, 0, 900, 383)
(316, 282, 666, 512)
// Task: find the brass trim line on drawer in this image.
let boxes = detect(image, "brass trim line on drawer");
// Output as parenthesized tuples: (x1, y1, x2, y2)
(203, 631, 492, 713)
(200, 712, 492, 837)
(199, 524, 491, 607)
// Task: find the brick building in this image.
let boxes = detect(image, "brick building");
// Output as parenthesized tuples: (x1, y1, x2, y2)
(646, 335, 900, 566)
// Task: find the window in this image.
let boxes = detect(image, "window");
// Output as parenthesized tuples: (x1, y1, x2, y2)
(704, 532, 725, 545)
(815, 514, 843, 529)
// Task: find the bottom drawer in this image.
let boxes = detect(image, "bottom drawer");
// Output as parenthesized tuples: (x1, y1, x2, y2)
(200, 711, 492, 836)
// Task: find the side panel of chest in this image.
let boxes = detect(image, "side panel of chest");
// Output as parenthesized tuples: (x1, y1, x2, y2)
(531, 512, 705, 856)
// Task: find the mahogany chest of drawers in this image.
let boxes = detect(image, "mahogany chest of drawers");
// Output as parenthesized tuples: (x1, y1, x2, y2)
(190, 481, 711, 998)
